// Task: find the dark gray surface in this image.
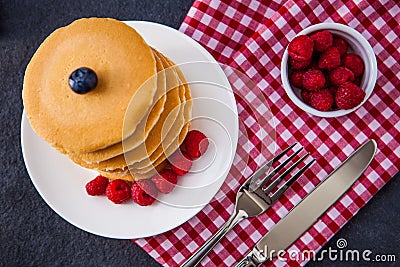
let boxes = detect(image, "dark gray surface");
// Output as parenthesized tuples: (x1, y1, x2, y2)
(0, 0, 398, 266)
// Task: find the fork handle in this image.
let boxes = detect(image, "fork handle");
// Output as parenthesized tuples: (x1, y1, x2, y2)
(181, 209, 248, 267)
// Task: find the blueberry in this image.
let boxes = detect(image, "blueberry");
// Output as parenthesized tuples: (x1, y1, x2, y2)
(68, 67, 98, 94)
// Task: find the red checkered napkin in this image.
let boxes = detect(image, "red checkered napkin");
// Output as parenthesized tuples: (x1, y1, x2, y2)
(179, 0, 286, 64)
(135, 0, 400, 266)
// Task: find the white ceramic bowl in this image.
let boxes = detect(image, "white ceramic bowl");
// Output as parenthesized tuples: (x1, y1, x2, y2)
(281, 23, 377, 118)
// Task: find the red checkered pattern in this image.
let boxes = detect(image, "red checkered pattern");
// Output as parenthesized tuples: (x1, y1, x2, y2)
(135, 0, 400, 266)
(180, 0, 285, 64)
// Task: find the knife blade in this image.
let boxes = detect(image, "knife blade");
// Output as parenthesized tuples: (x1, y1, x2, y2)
(235, 139, 377, 267)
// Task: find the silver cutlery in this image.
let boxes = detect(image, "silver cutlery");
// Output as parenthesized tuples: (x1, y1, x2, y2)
(236, 139, 377, 266)
(182, 143, 315, 267)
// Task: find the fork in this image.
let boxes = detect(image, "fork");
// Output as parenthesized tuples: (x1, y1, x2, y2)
(181, 143, 315, 267)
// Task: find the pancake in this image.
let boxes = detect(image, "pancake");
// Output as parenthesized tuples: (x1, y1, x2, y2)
(23, 18, 157, 153)
(124, 51, 189, 169)
(130, 105, 186, 170)
(131, 57, 192, 172)
(68, 50, 167, 162)
(134, 123, 190, 174)
(122, 52, 185, 164)
(98, 160, 169, 181)
(70, 53, 184, 170)
(101, 120, 189, 178)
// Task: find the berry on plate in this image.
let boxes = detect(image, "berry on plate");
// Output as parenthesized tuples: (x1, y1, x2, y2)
(85, 175, 109, 196)
(342, 53, 364, 76)
(329, 67, 355, 86)
(169, 151, 192, 176)
(131, 180, 158, 206)
(106, 179, 131, 204)
(288, 35, 314, 61)
(335, 82, 366, 109)
(318, 47, 341, 70)
(310, 30, 333, 52)
(184, 130, 209, 159)
(152, 169, 178, 194)
(302, 69, 326, 91)
(310, 88, 334, 111)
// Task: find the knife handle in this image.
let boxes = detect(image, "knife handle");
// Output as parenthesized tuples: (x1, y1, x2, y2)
(181, 209, 247, 267)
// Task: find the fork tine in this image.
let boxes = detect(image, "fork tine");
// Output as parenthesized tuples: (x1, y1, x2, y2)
(264, 152, 310, 194)
(271, 147, 304, 175)
(270, 158, 316, 202)
(257, 146, 304, 189)
(270, 142, 298, 165)
(248, 143, 297, 189)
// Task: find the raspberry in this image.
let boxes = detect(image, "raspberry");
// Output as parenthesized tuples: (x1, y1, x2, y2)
(184, 130, 209, 159)
(106, 179, 131, 204)
(309, 58, 319, 70)
(329, 67, 355, 86)
(85, 175, 109, 196)
(131, 180, 157, 206)
(353, 76, 362, 87)
(288, 35, 314, 61)
(289, 71, 304, 88)
(290, 57, 311, 70)
(335, 82, 366, 109)
(301, 89, 312, 104)
(302, 69, 326, 91)
(152, 169, 178, 194)
(169, 151, 192, 176)
(342, 53, 364, 76)
(327, 86, 338, 97)
(310, 30, 333, 52)
(310, 88, 334, 111)
(318, 47, 341, 70)
(326, 86, 339, 109)
(332, 37, 348, 56)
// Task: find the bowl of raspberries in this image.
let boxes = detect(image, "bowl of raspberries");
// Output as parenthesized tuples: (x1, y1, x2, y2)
(281, 23, 377, 117)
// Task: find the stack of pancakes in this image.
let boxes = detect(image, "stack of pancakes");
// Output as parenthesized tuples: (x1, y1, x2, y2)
(22, 18, 192, 181)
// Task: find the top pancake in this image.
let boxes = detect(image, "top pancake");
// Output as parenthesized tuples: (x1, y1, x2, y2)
(69, 52, 184, 171)
(23, 18, 157, 153)
(68, 50, 167, 163)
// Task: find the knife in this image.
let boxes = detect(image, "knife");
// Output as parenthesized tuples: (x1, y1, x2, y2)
(235, 139, 377, 267)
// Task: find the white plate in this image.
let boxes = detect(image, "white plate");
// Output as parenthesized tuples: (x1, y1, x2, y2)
(21, 21, 238, 239)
